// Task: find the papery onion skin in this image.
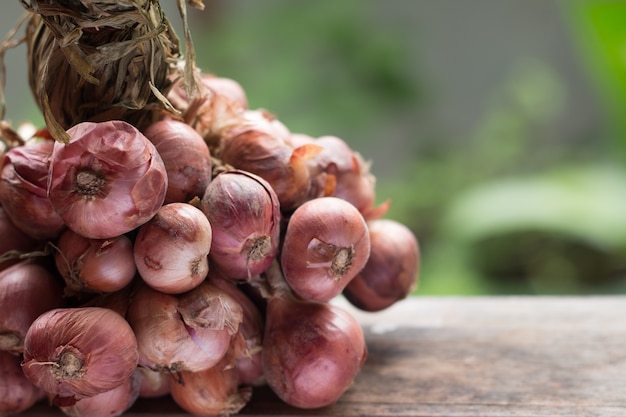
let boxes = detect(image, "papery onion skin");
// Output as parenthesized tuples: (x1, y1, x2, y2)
(262, 295, 367, 409)
(200, 170, 281, 281)
(0, 350, 45, 415)
(0, 261, 63, 354)
(0, 206, 38, 271)
(143, 120, 212, 204)
(21, 307, 139, 406)
(137, 367, 170, 399)
(333, 152, 378, 219)
(54, 229, 136, 294)
(127, 284, 235, 374)
(47, 120, 168, 239)
(169, 352, 252, 417)
(167, 70, 248, 149)
(219, 111, 315, 212)
(202, 74, 249, 110)
(134, 203, 212, 294)
(211, 275, 265, 385)
(344, 219, 420, 312)
(281, 196, 370, 303)
(305, 136, 386, 220)
(0, 140, 66, 240)
(58, 370, 141, 417)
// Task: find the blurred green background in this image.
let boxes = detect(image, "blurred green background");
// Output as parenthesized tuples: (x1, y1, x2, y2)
(4, 0, 626, 295)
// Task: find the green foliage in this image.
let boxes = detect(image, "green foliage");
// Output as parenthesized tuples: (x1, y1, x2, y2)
(562, 0, 626, 159)
(438, 164, 626, 294)
(378, 57, 626, 295)
(190, 2, 626, 295)
(193, 0, 419, 143)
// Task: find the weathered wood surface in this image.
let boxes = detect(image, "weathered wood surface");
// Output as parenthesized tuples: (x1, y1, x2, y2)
(24, 296, 626, 416)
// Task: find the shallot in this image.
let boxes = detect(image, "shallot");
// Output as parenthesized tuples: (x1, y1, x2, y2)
(0, 139, 65, 240)
(127, 282, 241, 373)
(58, 370, 141, 417)
(143, 120, 212, 204)
(219, 110, 320, 211)
(169, 351, 252, 417)
(133, 202, 212, 294)
(21, 307, 139, 406)
(344, 219, 420, 311)
(0, 260, 63, 354)
(212, 275, 265, 385)
(167, 69, 248, 147)
(0, 206, 38, 271)
(281, 196, 370, 302)
(262, 263, 367, 409)
(0, 350, 44, 415)
(200, 170, 280, 280)
(54, 229, 136, 294)
(47, 120, 168, 239)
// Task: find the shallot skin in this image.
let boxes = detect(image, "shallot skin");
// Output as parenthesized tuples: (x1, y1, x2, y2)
(0, 139, 66, 240)
(344, 219, 420, 311)
(0, 261, 63, 354)
(143, 120, 212, 204)
(133, 202, 212, 294)
(54, 229, 136, 294)
(211, 275, 265, 385)
(169, 353, 252, 417)
(219, 111, 315, 212)
(47, 120, 168, 239)
(21, 307, 139, 405)
(0, 350, 45, 415)
(58, 370, 141, 417)
(280, 196, 371, 302)
(0, 206, 38, 271)
(200, 170, 281, 281)
(127, 283, 239, 373)
(262, 295, 367, 409)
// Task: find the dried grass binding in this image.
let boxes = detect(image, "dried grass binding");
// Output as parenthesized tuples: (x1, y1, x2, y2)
(20, 0, 202, 143)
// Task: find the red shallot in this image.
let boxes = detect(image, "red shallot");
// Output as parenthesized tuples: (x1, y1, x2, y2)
(0, 260, 63, 354)
(281, 196, 371, 302)
(21, 307, 139, 406)
(344, 219, 420, 311)
(143, 120, 212, 204)
(0, 206, 38, 271)
(133, 202, 212, 294)
(219, 110, 320, 211)
(47, 120, 168, 239)
(137, 367, 170, 399)
(58, 370, 141, 417)
(0, 139, 66, 240)
(202, 74, 248, 110)
(262, 262, 367, 409)
(169, 351, 252, 417)
(0, 350, 44, 415)
(305, 135, 389, 220)
(212, 275, 265, 385)
(200, 170, 280, 281)
(127, 282, 241, 374)
(54, 229, 136, 294)
(167, 69, 248, 147)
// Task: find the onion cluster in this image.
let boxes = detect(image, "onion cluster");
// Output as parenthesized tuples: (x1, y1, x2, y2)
(0, 3, 420, 416)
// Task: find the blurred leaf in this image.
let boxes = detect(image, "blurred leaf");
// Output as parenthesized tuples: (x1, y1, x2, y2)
(441, 164, 626, 251)
(562, 0, 626, 158)
(192, 0, 420, 143)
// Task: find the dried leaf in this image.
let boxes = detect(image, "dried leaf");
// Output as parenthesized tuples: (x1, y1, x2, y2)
(22, 0, 186, 142)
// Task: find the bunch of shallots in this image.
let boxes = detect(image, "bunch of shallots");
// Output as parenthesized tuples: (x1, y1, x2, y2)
(0, 2, 420, 417)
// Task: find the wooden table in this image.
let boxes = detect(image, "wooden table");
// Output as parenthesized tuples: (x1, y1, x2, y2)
(25, 296, 626, 416)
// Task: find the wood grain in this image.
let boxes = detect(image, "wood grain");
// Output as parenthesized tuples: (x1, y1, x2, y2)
(22, 296, 626, 417)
